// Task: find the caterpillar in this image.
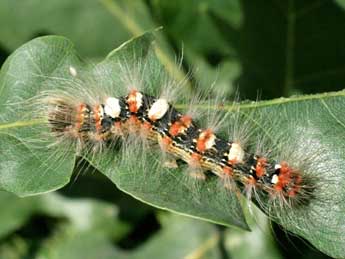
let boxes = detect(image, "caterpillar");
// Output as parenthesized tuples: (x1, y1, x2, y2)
(44, 82, 307, 206)
(1, 34, 344, 258)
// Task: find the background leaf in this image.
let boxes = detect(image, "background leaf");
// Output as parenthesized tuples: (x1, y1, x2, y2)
(0, 191, 129, 259)
(0, 0, 131, 58)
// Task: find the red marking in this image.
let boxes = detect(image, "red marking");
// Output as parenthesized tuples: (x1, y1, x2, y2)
(160, 136, 172, 151)
(273, 161, 303, 197)
(93, 105, 102, 132)
(222, 166, 233, 176)
(75, 103, 86, 131)
(142, 121, 152, 130)
(196, 129, 213, 152)
(287, 189, 296, 197)
(278, 161, 292, 186)
(162, 136, 172, 146)
(228, 158, 238, 165)
(169, 121, 182, 136)
(169, 115, 192, 136)
(190, 153, 202, 166)
(247, 176, 256, 186)
(129, 115, 139, 124)
(255, 157, 267, 178)
(128, 90, 139, 113)
(140, 121, 153, 138)
(274, 184, 283, 192)
(180, 115, 192, 125)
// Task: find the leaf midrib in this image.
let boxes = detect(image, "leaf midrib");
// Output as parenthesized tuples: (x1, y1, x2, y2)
(1, 91, 345, 131)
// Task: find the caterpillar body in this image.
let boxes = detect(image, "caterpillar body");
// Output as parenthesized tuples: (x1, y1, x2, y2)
(44, 77, 309, 212)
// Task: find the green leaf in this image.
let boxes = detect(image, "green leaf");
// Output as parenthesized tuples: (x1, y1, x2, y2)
(1, 33, 345, 258)
(125, 213, 221, 259)
(225, 203, 282, 259)
(37, 230, 122, 259)
(0, 191, 129, 259)
(0, 0, 131, 58)
(123, 210, 281, 259)
(149, 0, 241, 57)
(0, 191, 39, 238)
(149, 0, 242, 97)
(0, 36, 79, 196)
(36, 194, 129, 259)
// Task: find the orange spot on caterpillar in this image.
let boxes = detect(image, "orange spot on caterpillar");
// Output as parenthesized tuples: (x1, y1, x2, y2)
(274, 184, 283, 192)
(169, 122, 182, 136)
(127, 90, 140, 113)
(180, 115, 192, 125)
(129, 115, 139, 124)
(75, 103, 86, 131)
(246, 176, 256, 186)
(169, 115, 192, 136)
(93, 105, 102, 132)
(273, 161, 304, 197)
(287, 189, 297, 197)
(196, 129, 214, 152)
(222, 166, 233, 176)
(162, 136, 172, 146)
(189, 152, 202, 167)
(159, 136, 173, 152)
(278, 161, 293, 186)
(255, 157, 267, 178)
(228, 158, 237, 165)
(142, 121, 152, 130)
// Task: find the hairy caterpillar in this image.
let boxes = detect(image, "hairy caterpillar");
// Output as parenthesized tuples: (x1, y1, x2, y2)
(43, 75, 308, 206)
(0, 34, 344, 258)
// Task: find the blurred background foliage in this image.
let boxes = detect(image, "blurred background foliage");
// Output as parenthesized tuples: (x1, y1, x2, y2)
(0, 0, 344, 258)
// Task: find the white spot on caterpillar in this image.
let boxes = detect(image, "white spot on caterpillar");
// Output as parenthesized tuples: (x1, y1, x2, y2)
(104, 97, 121, 118)
(136, 92, 143, 109)
(69, 66, 77, 77)
(148, 98, 169, 121)
(271, 174, 279, 184)
(228, 143, 245, 163)
(199, 131, 216, 150)
(205, 136, 216, 150)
